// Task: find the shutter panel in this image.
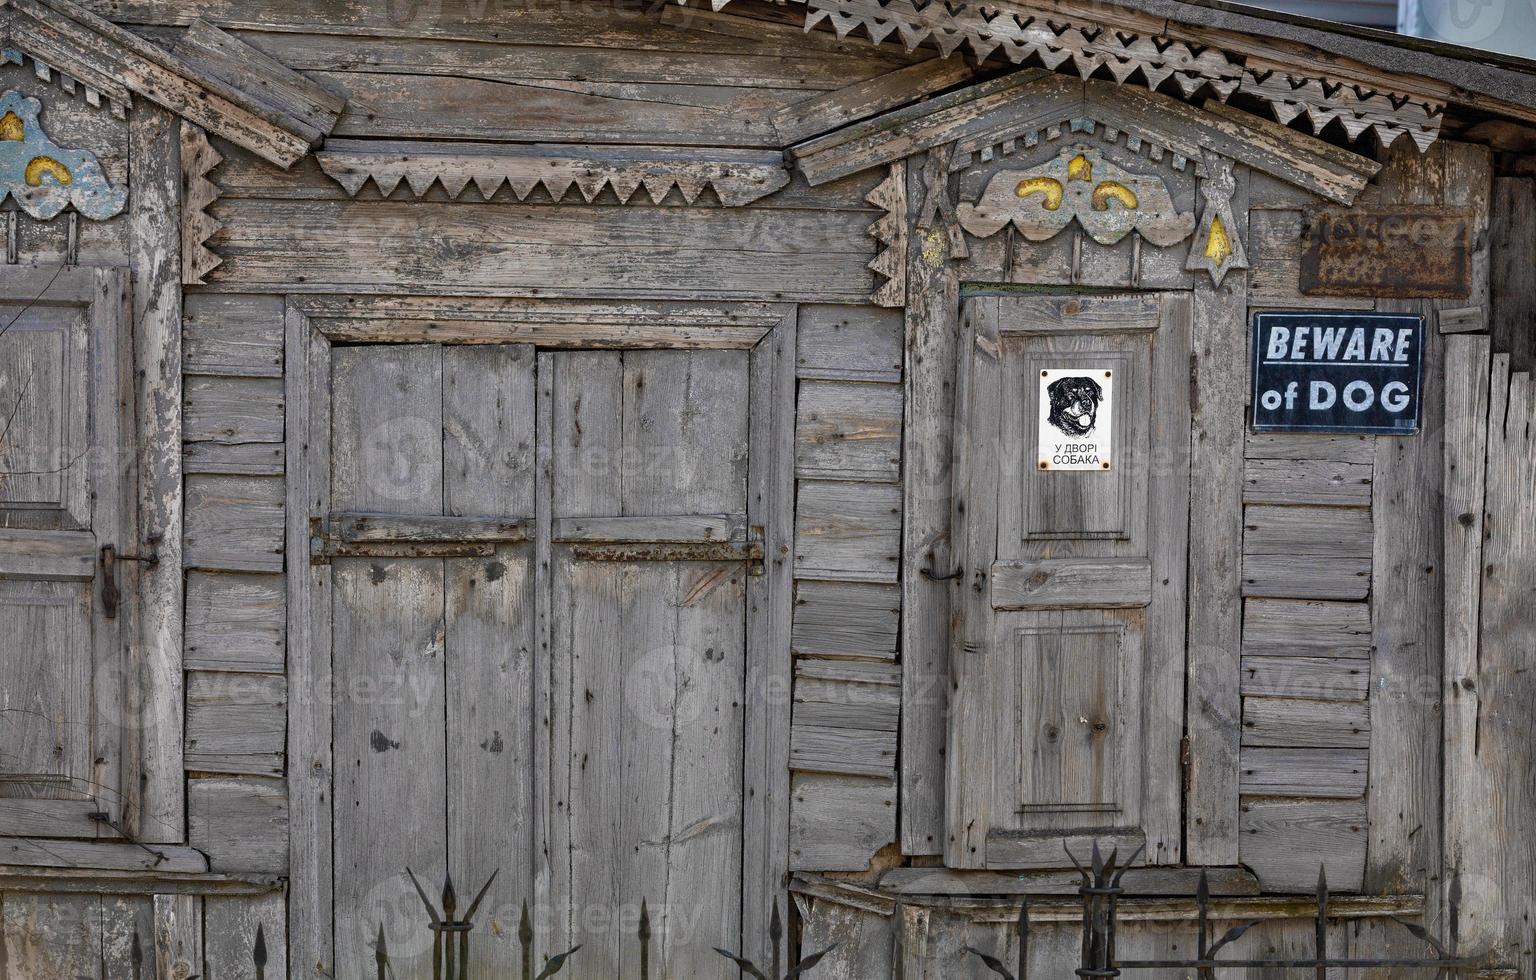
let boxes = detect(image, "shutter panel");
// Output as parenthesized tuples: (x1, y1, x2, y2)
(947, 294, 1191, 869)
(0, 268, 133, 838)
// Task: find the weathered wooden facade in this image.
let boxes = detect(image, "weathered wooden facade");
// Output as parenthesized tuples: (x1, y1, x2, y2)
(0, 0, 1533, 975)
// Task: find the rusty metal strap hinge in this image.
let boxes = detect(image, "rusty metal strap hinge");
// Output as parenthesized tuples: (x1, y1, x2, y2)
(100, 543, 159, 619)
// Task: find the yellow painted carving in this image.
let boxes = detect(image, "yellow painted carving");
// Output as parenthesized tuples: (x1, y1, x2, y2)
(1015, 176, 1064, 211)
(1091, 181, 1138, 211)
(1067, 153, 1093, 182)
(1204, 215, 1233, 265)
(24, 156, 72, 187)
(0, 112, 23, 141)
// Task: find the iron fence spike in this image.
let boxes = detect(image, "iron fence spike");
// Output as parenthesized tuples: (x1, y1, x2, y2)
(639, 899, 651, 940)
(407, 867, 443, 925)
(1110, 843, 1144, 886)
(465, 868, 500, 922)
(519, 899, 534, 944)
(770, 901, 783, 944)
(443, 871, 458, 919)
(254, 924, 268, 965)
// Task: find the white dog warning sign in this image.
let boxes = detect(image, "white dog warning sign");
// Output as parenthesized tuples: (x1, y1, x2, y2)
(1038, 368, 1113, 471)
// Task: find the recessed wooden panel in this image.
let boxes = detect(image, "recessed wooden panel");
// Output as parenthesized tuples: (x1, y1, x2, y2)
(0, 579, 92, 798)
(0, 305, 87, 527)
(1007, 620, 1125, 818)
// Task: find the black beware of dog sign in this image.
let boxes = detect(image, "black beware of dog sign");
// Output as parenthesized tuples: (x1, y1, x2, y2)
(1251, 312, 1424, 435)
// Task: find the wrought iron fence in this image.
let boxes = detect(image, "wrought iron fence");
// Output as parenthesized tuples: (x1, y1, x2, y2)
(967, 843, 1503, 978)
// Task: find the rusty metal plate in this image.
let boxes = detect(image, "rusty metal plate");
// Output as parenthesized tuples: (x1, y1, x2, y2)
(1300, 206, 1472, 299)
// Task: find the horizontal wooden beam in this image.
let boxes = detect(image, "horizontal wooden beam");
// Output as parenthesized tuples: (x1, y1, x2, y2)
(991, 558, 1153, 609)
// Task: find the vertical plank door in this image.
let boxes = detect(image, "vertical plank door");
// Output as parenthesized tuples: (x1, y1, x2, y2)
(322, 343, 536, 980)
(0, 268, 135, 841)
(947, 294, 1191, 869)
(546, 349, 753, 979)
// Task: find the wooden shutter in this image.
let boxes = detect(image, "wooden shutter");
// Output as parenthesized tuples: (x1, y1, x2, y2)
(947, 293, 1191, 869)
(0, 267, 134, 838)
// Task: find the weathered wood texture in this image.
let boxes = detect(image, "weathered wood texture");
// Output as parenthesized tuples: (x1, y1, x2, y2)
(789, 305, 905, 874)
(1489, 177, 1535, 370)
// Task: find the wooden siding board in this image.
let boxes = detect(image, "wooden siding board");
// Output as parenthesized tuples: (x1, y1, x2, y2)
(794, 480, 902, 583)
(796, 304, 904, 382)
(1242, 598, 1371, 658)
(792, 581, 900, 660)
(1240, 798, 1367, 893)
(205, 200, 875, 302)
(183, 375, 284, 445)
(795, 380, 903, 483)
(1241, 655, 1369, 701)
(188, 777, 289, 874)
(182, 293, 285, 378)
(789, 774, 897, 872)
(185, 670, 286, 775)
(184, 474, 284, 572)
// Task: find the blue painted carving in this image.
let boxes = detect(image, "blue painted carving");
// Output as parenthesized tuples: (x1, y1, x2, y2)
(0, 90, 127, 220)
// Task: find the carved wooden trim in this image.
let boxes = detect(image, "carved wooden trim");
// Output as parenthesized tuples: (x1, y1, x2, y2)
(316, 140, 791, 207)
(866, 160, 906, 307)
(180, 121, 223, 286)
(0, 0, 342, 166)
(0, 45, 128, 116)
(1185, 153, 1248, 287)
(794, 75, 1380, 207)
(684, 0, 1444, 152)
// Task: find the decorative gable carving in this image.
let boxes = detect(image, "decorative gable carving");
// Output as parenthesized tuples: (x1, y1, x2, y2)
(957, 144, 1196, 247)
(684, 0, 1446, 152)
(0, 0, 343, 167)
(0, 89, 124, 219)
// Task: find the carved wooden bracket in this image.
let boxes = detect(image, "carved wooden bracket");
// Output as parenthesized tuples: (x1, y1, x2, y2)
(316, 140, 791, 207)
(180, 123, 223, 285)
(865, 160, 906, 307)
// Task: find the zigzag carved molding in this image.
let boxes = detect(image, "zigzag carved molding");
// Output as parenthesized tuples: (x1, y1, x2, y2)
(684, 0, 1444, 151)
(317, 141, 791, 207)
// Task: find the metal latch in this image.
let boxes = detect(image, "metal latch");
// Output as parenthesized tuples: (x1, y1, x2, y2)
(100, 543, 159, 619)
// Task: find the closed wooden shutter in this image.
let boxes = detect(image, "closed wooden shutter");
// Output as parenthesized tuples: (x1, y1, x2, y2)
(0, 267, 134, 839)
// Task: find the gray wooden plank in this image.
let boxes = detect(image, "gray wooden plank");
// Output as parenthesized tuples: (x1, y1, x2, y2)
(183, 441, 285, 476)
(443, 344, 536, 518)
(789, 774, 897, 872)
(795, 380, 903, 483)
(1242, 598, 1371, 658)
(182, 293, 285, 378)
(1243, 457, 1374, 506)
(129, 107, 186, 845)
(1241, 656, 1369, 701)
(1463, 353, 1536, 973)
(793, 480, 902, 583)
(792, 581, 899, 660)
(898, 149, 959, 856)
(1240, 554, 1372, 600)
(330, 557, 446, 975)
(1239, 748, 1368, 798)
(188, 777, 289, 874)
(183, 474, 284, 573)
(152, 894, 203, 980)
(773, 57, 975, 143)
(329, 344, 443, 515)
(1242, 504, 1373, 556)
(1, 894, 105, 978)
(796, 303, 903, 383)
(284, 303, 332, 977)
(1242, 697, 1370, 748)
(185, 670, 286, 775)
(790, 725, 898, 778)
(204, 892, 287, 980)
(183, 375, 284, 444)
(1186, 246, 1250, 866)
(1243, 431, 1377, 463)
(991, 558, 1153, 609)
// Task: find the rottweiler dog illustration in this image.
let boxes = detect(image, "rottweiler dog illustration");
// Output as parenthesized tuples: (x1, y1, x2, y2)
(1046, 376, 1103, 437)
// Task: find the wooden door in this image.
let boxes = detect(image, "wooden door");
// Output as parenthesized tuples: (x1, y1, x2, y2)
(947, 293, 1191, 869)
(545, 349, 752, 978)
(0, 267, 134, 840)
(312, 340, 770, 978)
(319, 343, 538, 979)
